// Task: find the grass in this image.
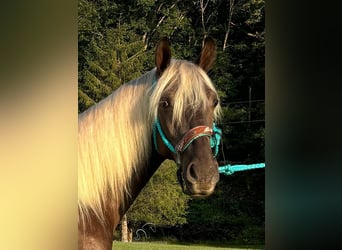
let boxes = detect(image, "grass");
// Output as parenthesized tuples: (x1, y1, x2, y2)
(112, 241, 264, 250)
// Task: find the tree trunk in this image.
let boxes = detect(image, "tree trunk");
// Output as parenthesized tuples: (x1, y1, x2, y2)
(128, 228, 133, 242)
(223, 0, 235, 51)
(121, 214, 128, 242)
(200, 0, 209, 37)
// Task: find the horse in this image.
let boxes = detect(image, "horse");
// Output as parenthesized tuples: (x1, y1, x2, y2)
(78, 37, 222, 249)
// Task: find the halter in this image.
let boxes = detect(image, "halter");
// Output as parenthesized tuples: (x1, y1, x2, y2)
(152, 76, 222, 162)
(152, 117, 222, 160)
(151, 76, 222, 192)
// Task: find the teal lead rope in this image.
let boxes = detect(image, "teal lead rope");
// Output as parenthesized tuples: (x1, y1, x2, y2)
(218, 163, 265, 175)
(209, 120, 265, 175)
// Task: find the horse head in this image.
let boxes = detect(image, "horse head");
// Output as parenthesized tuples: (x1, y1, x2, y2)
(151, 37, 221, 197)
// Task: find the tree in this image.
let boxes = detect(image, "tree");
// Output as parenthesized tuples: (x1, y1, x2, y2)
(78, 0, 149, 108)
(182, 171, 264, 244)
(121, 214, 129, 242)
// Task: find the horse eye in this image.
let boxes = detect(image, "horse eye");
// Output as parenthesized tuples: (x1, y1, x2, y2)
(213, 99, 219, 107)
(160, 100, 169, 108)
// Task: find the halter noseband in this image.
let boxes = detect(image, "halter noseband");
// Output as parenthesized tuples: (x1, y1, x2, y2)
(152, 118, 222, 160)
(176, 125, 213, 152)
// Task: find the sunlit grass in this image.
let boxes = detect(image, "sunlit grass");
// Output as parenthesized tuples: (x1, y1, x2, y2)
(112, 241, 264, 250)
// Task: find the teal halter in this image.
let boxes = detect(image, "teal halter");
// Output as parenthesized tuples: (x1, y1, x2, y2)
(153, 118, 176, 153)
(152, 118, 222, 157)
(151, 75, 222, 159)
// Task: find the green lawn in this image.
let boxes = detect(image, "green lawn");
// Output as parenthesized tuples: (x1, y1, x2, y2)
(112, 241, 264, 250)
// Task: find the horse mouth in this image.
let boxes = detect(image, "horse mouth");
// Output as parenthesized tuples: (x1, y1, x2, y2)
(184, 183, 216, 197)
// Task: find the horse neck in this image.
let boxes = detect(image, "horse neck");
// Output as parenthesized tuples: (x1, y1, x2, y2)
(78, 149, 165, 250)
(113, 148, 166, 229)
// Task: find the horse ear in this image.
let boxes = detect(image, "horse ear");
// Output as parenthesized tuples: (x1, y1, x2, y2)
(155, 37, 171, 76)
(195, 37, 217, 72)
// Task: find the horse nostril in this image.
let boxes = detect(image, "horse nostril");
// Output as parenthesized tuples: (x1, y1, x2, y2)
(186, 162, 198, 184)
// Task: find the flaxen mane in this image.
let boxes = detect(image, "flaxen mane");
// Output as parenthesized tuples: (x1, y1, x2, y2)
(150, 60, 221, 127)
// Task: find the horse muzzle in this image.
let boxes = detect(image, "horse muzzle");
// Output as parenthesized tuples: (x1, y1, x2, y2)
(178, 160, 219, 197)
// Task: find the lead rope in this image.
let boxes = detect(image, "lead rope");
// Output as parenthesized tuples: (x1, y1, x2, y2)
(215, 127, 265, 175)
(218, 163, 265, 175)
(214, 125, 265, 175)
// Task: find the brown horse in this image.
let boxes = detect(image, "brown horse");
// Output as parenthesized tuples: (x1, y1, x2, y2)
(78, 37, 221, 249)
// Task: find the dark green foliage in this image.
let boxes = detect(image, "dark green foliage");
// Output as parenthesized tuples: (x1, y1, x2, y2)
(79, 0, 264, 244)
(127, 160, 190, 227)
(182, 172, 264, 244)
